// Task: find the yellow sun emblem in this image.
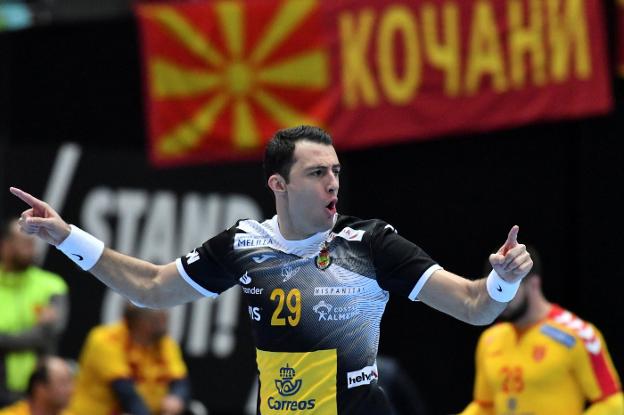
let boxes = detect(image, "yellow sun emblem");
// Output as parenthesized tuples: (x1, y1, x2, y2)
(140, 0, 329, 159)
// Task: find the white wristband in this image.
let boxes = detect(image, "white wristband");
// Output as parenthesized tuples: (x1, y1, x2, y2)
(486, 269, 521, 302)
(56, 225, 105, 271)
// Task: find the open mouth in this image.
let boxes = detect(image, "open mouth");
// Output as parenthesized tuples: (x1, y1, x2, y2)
(325, 200, 337, 214)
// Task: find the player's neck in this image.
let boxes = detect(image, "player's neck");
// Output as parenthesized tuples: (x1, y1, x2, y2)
(130, 332, 156, 347)
(277, 214, 315, 240)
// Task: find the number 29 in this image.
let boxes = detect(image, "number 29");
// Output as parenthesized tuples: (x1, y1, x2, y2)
(270, 288, 301, 326)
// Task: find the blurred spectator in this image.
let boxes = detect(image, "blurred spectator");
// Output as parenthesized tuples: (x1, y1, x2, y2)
(0, 355, 74, 415)
(65, 302, 190, 415)
(460, 247, 623, 415)
(0, 219, 69, 406)
(376, 354, 427, 415)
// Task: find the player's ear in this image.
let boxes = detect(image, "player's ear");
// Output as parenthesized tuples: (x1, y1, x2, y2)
(268, 174, 287, 193)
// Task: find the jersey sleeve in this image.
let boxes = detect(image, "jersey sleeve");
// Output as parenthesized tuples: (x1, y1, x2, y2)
(175, 226, 239, 297)
(370, 221, 441, 300)
(571, 324, 622, 403)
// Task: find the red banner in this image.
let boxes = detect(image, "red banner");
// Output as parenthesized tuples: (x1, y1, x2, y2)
(136, 0, 611, 167)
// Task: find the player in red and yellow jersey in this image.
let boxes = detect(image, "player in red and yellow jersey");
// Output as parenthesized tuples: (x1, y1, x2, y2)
(65, 304, 189, 415)
(461, 248, 623, 415)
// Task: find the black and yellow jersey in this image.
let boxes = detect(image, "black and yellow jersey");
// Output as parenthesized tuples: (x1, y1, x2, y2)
(176, 214, 440, 414)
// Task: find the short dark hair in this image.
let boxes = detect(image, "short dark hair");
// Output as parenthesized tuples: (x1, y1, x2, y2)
(26, 357, 51, 397)
(263, 125, 333, 183)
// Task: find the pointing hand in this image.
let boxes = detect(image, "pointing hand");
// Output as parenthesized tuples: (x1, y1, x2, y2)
(10, 187, 71, 246)
(489, 226, 533, 283)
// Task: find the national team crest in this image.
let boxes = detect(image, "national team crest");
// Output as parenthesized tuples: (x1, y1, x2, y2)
(533, 345, 547, 362)
(315, 242, 331, 270)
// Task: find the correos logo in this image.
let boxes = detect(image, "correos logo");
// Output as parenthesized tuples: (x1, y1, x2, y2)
(268, 364, 316, 411)
(275, 364, 301, 396)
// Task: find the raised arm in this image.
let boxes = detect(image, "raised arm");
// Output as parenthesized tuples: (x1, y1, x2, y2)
(10, 187, 202, 308)
(418, 226, 532, 325)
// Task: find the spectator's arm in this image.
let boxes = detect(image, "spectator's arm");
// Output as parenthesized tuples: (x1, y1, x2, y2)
(161, 378, 191, 415)
(0, 325, 50, 351)
(169, 378, 191, 402)
(110, 379, 151, 415)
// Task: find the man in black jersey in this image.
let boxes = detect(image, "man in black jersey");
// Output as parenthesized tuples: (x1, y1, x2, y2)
(10, 125, 532, 414)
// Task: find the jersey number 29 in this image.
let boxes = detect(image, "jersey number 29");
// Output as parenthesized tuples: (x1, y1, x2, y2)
(270, 288, 301, 327)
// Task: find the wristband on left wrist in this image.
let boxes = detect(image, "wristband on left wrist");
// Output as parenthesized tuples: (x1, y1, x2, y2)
(486, 269, 520, 302)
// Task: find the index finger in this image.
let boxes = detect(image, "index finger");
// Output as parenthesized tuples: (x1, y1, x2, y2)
(502, 225, 519, 254)
(10, 187, 45, 210)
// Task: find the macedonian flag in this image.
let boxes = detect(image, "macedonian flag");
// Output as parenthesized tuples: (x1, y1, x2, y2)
(136, 0, 331, 166)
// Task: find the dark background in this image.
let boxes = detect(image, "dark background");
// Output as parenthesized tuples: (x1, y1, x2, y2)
(1, 7, 623, 415)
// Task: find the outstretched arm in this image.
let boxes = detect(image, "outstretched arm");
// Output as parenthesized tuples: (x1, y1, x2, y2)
(418, 226, 532, 325)
(10, 187, 202, 308)
(90, 249, 201, 308)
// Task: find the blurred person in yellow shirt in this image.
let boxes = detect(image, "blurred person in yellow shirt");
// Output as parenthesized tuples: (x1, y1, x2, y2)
(0, 219, 69, 406)
(460, 247, 623, 415)
(0, 356, 74, 415)
(65, 303, 190, 415)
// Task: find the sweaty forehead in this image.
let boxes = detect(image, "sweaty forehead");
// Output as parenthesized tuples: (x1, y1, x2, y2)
(292, 141, 339, 168)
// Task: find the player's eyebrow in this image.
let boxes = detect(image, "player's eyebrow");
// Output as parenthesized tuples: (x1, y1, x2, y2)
(305, 163, 341, 171)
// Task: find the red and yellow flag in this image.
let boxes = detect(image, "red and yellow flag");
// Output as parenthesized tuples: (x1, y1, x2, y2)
(136, 0, 611, 167)
(137, 0, 331, 166)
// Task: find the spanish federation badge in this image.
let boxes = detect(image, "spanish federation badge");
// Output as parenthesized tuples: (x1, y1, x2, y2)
(315, 242, 331, 270)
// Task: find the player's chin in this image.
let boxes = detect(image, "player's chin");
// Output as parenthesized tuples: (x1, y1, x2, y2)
(313, 216, 334, 232)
